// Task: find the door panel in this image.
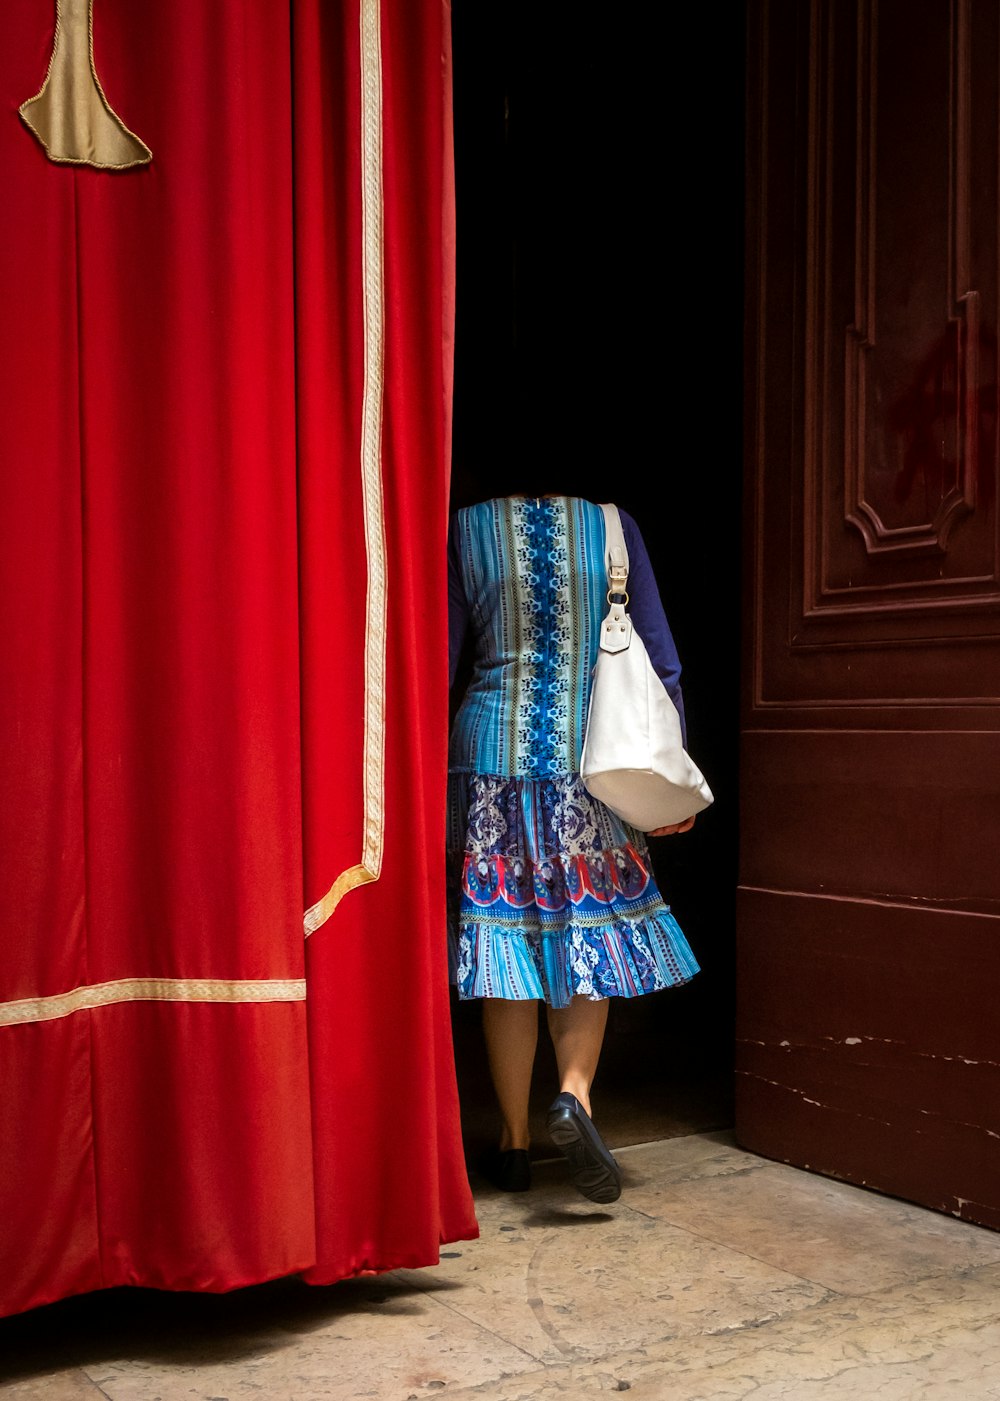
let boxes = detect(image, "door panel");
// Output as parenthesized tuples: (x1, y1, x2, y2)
(738, 888, 1000, 1228)
(742, 731, 1000, 914)
(740, 0, 1000, 1226)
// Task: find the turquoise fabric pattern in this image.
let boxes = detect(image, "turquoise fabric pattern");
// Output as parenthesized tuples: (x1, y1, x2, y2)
(447, 495, 700, 1007)
(449, 495, 607, 778)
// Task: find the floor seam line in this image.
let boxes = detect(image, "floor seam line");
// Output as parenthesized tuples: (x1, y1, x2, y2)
(79, 1370, 115, 1400)
(389, 1275, 556, 1368)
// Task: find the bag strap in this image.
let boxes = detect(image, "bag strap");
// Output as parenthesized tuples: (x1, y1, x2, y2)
(599, 503, 629, 597)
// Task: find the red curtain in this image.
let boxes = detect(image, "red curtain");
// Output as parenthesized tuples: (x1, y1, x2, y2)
(0, 0, 476, 1320)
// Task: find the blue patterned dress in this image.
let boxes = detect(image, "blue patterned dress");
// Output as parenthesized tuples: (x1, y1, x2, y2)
(447, 495, 700, 1008)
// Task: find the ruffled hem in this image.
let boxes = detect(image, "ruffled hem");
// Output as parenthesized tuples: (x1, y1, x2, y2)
(451, 908, 700, 1009)
(447, 769, 700, 1008)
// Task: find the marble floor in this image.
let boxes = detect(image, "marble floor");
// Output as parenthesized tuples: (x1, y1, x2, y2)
(3, 1130, 1000, 1400)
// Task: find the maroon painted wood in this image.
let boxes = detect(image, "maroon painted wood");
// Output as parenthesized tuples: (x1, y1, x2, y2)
(739, 0, 1000, 1228)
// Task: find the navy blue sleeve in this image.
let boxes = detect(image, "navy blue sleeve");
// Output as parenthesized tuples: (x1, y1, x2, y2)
(618, 507, 687, 746)
(448, 513, 471, 690)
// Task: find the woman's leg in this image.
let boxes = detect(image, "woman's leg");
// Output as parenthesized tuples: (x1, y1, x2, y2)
(545, 996, 620, 1203)
(482, 997, 540, 1150)
(545, 995, 610, 1117)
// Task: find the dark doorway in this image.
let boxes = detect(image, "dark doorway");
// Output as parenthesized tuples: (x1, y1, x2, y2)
(449, 2, 745, 1159)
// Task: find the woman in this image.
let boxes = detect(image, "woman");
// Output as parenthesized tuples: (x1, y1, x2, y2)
(447, 493, 700, 1203)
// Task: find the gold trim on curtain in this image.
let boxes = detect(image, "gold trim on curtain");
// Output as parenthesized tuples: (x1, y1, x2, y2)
(304, 0, 386, 937)
(19, 0, 152, 170)
(0, 978, 307, 1027)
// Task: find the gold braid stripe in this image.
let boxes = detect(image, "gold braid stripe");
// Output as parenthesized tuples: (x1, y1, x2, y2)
(304, 0, 387, 938)
(0, 978, 307, 1028)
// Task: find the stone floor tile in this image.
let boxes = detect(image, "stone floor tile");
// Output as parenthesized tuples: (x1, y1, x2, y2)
(77, 1275, 538, 1401)
(395, 1157, 831, 1366)
(608, 1129, 769, 1187)
(625, 1148, 1000, 1296)
(438, 1262, 1000, 1400)
(0, 1374, 107, 1400)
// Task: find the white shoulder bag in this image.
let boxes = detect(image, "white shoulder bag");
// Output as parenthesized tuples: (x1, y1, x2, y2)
(579, 503, 714, 832)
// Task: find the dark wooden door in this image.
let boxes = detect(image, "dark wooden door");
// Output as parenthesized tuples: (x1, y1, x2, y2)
(739, 0, 1000, 1228)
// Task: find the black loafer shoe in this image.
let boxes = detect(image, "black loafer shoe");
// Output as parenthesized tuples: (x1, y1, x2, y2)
(475, 1147, 532, 1192)
(546, 1092, 622, 1204)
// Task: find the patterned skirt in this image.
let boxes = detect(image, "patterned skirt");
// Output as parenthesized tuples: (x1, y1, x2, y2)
(447, 772, 700, 1009)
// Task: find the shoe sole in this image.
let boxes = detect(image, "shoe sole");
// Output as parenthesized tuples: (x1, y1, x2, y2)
(547, 1106, 622, 1204)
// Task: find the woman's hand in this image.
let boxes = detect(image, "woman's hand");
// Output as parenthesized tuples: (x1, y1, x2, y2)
(647, 815, 697, 837)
